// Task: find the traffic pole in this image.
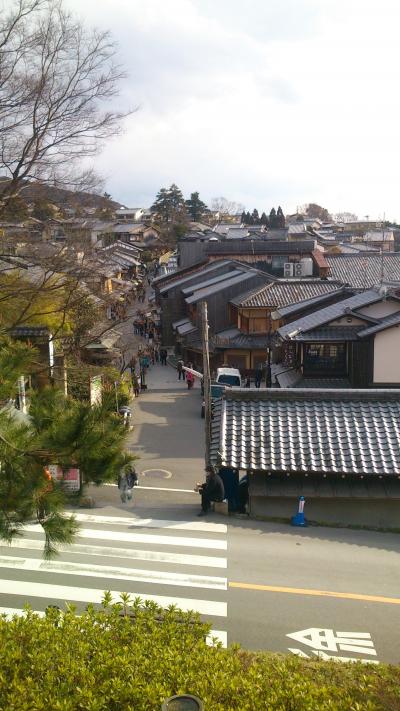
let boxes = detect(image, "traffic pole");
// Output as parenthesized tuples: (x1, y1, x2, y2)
(201, 301, 211, 469)
(291, 495, 307, 527)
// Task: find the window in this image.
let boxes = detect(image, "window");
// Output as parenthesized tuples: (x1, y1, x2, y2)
(303, 343, 346, 375)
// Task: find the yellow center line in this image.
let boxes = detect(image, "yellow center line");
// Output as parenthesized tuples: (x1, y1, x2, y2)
(229, 582, 400, 605)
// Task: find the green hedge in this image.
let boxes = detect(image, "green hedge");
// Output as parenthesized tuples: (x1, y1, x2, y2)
(0, 597, 399, 710)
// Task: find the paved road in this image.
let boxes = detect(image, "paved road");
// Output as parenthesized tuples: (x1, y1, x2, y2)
(0, 508, 228, 647)
(2, 363, 400, 665)
(227, 520, 400, 664)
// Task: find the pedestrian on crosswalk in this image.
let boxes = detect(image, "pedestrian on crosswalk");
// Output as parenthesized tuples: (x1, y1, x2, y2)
(118, 467, 138, 503)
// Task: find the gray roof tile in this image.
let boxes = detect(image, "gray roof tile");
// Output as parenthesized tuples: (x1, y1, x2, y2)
(210, 389, 400, 475)
(231, 279, 342, 308)
(278, 288, 384, 339)
(326, 254, 400, 288)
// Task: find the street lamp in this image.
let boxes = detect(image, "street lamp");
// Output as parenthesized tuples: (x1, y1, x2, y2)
(161, 695, 204, 710)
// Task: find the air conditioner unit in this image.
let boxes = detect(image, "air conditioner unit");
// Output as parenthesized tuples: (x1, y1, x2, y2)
(283, 263, 294, 277)
(294, 263, 303, 277)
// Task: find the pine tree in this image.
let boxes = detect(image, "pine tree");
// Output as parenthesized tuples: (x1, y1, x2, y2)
(246, 211, 252, 225)
(151, 184, 186, 223)
(251, 209, 259, 224)
(0, 334, 131, 557)
(269, 207, 277, 228)
(260, 212, 269, 226)
(240, 210, 247, 225)
(150, 187, 171, 223)
(185, 192, 209, 221)
(276, 206, 285, 228)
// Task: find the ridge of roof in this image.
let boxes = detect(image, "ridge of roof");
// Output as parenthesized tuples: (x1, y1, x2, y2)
(278, 289, 384, 338)
(358, 310, 400, 337)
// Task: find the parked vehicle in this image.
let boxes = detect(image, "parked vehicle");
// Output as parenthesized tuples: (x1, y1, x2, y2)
(215, 367, 241, 387)
(201, 383, 225, 418)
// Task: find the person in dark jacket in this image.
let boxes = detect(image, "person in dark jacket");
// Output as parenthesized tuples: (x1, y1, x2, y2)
(197, 467, 225, 516)
(177, 358, 185, 380)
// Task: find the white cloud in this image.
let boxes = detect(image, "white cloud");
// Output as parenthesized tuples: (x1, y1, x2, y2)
(65, 0, 400, 220)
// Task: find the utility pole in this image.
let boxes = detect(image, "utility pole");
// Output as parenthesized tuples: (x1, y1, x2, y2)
(201, 301, 211, 468)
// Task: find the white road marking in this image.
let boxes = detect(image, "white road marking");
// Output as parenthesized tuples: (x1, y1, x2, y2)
(0, 555, 227, 590)
(0, 607, 226, 646)
(70, 513, 227, 533)
(0, 580, 227, 617)
(3, 539, 227, 569)
(136, 486, 197, 494)
(288, 648, 379, 664)
(105, 483, 198, 493)
(23, 526, 227, 551)
(287, 627, 377, 656)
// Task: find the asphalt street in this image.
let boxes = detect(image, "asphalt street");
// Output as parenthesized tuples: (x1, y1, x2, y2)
(1, 362, 399, 665)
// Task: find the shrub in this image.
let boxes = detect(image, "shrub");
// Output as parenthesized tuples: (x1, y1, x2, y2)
(0, 597, 399, 710)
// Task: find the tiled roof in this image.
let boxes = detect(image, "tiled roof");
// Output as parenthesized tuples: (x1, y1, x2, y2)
(273, 287, 348, 319)
(231, 280, 342, 308)
(9, 326, 50, 337)
(325, 254, 400, 288)
(278, 289, 384, 339)
(181, 269, 245, 295)
(210, 389, 400, 475)
(206, 240, 316, 255)
(214, 328, 273, 349)
(358, 311, 400, 337)
(292, 326, 362, 341)
(158, 260, 231, 293)
(185, 271, 261, 304)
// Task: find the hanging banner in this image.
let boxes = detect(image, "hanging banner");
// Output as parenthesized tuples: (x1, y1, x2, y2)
(90, 375, 102, 406)
(17, 375, 27, 413)
(48, 465, 80, 492)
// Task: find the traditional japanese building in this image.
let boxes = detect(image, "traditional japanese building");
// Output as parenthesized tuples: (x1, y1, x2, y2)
(210, 388, 400, 528)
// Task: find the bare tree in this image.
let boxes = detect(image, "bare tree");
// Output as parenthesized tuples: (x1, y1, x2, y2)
(0, 0, 131, 213)
(211, 196, 245, 216)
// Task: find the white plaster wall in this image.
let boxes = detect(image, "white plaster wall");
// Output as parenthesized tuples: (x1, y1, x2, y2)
(373, 327, 400, 383)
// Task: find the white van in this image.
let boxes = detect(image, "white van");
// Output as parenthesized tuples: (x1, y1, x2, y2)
(215, 367, 241, 387)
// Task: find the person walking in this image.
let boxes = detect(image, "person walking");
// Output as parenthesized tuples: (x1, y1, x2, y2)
(177, 358, 185, 380)
(197, 467, 225, 516)
(118, 466, 138, 503)
(132, 372, 140, 397)
(160, 348, 168, 366)
(255, 367, 262, 389)
(186, 369, 194, 389)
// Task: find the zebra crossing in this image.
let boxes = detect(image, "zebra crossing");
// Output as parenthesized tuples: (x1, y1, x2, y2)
(0, 511, 228, 646)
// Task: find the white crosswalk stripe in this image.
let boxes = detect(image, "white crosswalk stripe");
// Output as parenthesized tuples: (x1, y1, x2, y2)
(0, 511, 229, 647)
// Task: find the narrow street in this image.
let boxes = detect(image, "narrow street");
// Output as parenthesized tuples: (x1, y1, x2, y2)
(1, 361, 399, 663)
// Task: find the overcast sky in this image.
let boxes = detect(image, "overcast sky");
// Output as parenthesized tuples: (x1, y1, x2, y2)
(66, 0, 400, 220)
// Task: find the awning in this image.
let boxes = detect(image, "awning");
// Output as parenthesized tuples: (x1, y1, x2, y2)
(173, 317, 190, 329)
(177, 320, 197, 335)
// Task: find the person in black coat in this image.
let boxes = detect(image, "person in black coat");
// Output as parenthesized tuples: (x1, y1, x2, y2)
(197, 467, 225, 516)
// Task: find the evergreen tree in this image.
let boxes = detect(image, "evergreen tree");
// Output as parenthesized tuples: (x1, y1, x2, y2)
(260, 212, 269, 226)
(276, 206, 285, 228)
(240, 210, 247, 225)
(0, 334, 131, 557)
(251, 209, 259, 224)
(150, 188, 171, 223)
(269, 207, 277, 228)
(151, 184, 186, 223)
(245, 211, 252, 225)
(185, 192, 209, 221)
